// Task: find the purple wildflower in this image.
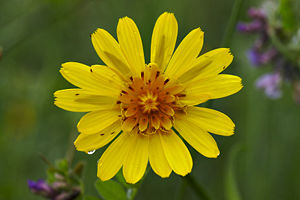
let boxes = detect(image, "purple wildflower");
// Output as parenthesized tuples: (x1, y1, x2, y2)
(28, 179, 55, 198)
(256, 73, 282, 99)
(247, 48, 277, 66)
(247, 48, 263, 66)
(237, 20, 264, 33)
(248, 8, 265, 19)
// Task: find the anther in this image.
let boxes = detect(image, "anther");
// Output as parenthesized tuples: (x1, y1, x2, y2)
(141, 72, 144, 79)
(116, 100, 121, 104)
(164, 79, 170, 85)
(121, 90, 128, 94)
(156, 71, 160, 78)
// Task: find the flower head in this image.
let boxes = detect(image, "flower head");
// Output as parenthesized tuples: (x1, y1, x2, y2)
(54, 12, 242, 184)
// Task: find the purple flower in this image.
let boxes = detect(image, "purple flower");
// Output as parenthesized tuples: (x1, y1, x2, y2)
(28, 179, 55, 198)
(248, 8, 265, 19)
(237, 20, 264, 33)
(247, 48, 263, 66)
(256, 73, 282, 99)
(247, 48, 277, 67)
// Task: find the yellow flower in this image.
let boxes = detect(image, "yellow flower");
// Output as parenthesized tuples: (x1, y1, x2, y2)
(54, 12, 242, 184)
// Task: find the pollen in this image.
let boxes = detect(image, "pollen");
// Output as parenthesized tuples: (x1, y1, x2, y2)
(119, 63, 186, 135)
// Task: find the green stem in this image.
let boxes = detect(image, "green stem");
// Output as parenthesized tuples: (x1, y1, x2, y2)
(184, 174, 212, 200)
(221, 0, 245, 47)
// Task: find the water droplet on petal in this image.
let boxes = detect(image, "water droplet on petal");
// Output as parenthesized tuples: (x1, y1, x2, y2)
(88, 150, 96, 155)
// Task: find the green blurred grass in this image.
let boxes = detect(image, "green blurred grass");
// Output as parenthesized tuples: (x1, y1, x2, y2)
(1, 0, 300, 199)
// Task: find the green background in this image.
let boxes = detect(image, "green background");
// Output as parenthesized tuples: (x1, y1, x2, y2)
(1, 0, 300, 199)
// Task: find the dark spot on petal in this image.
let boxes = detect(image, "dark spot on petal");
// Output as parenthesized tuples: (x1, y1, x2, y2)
(100, 133, 105, 136)
(116, 101, 121, 104)
(90, 68, 93, 72)
(75, 93, 80, 96)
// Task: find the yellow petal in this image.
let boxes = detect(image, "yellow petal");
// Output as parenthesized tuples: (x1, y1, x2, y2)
(177, 58, 213, 83)
(90, 65, 124, 89)
(54, 89, 118, 112)
(164, 28, 204, 79)
(91, 28, 131, 77)
(196, 48, 234, 77)
(60, 62, 121, 97)
(123, 133, 149, 184)
(151, 12, 178, 71)
(177, 48, 234, 83)
(77, 109, 121, 134)
(185, 107, 235, 136)
(149, 133, 172, 178)
(117, 17, 145, 76)
(179, 94, 209, 106)
(160, 130, 192, 176)
(184, 74, 243, 105)
(97, 132, 131, 181)
(174, 118, 220, 158)
(74, 120, 122, 152)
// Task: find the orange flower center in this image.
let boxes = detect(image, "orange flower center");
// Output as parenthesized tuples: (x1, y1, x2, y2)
(118, 64, 186, 135)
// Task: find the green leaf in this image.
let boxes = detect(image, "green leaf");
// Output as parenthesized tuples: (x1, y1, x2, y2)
(95, 179, 127, 200)
(116, 170, 130, 188)
(83, 196, 101, 200)
(224, 144, 243, 200)
(55, 159, 69, 174)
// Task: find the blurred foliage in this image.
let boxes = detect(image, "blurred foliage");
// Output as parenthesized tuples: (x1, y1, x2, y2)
(95, 179, 127, 200)
(1, 0, 300, 199)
